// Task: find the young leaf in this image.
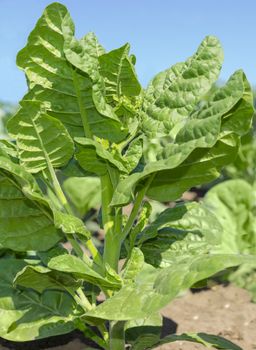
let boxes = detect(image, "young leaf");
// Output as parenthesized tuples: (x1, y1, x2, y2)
(40, 248, 122, 290)
(98, 43, 141, 102)
(123, 137, 143, 173)
(52, 210, 91, 239)
(75, 137, 128, 175)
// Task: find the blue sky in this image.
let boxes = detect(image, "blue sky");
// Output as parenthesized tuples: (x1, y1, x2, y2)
(0, 0, 256, 103)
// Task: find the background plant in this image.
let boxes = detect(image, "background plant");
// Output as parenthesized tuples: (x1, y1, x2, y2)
(0, 101, 16, 138)
(0, 3, 255, 350)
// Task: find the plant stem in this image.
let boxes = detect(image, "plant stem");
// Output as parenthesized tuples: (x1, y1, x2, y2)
(76, 287, 93, 310)
(47, 164, 72, 214)
(109, 321, 125, 350)
(68, 236, 86, 259)
(47, 165, 101, 264)
(86, 238, 103, 266)
(98, 325, 110, 348)
(121, 174, 155, 242)
(101, 172, 114, 234)
(72, 289, 110, 349)
(101, 173, 121, 271)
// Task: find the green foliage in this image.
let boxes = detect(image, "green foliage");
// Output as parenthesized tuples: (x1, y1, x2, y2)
(224, 125, 256, 183)
(0, 101, 16, 137)
(0, 2, 254, 349)
(203, 179, 256, 301)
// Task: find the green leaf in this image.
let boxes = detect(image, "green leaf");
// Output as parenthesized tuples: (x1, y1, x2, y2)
(219, 71, 253, 137)
(204, 179, 256, 254)
(61, 158, 90, 178)
(121, 248, 144, 284)
(0, 176, 61, 251)
(151, 332, 242, 349)
(142, 36, 224, 138)
(86, 254, 255, 320)
(75, 137, 128, 175)
(140, 201, 221, 244)
(14, 264, 81, 293)
(0, 259, 82, 341)
(148, 136, 239, 202)
(0, 156, 44, 200)
(112, 69, 253, 206)
(224, 129, 256, 183)
(0, 159, 62, 251)
(139, 202, 223, 267)
(203, 179, 256, 301)
(40, 247, 122, 290)
(123, 137, 143, 173)
(63, 176, 101, 217)
(52, 210, 91, 239)
(125, 312, 162, 350)
(63, 31, 105, 76)
(17, 2, 126, 142)
(62, 24, 129, 142)
(7, 101, 74, 173)
(112, 134, 239, 206)
(98, 43, 141, 102)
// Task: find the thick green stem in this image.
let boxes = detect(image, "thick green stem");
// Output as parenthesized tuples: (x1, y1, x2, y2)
(101, 173, 121, 271)
(109, 321, 125, 350)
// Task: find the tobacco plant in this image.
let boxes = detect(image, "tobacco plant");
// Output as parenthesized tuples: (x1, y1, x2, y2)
(0, 3, 255, 349)
(203, 179, 256, 302)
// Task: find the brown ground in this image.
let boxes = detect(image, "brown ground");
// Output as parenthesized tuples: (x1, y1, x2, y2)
(0, 285, 255, 350)
(158, 284, 256, 350)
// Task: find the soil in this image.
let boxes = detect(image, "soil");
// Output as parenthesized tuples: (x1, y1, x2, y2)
(158, 284, 256, 350)
(0, 284, 255, 350)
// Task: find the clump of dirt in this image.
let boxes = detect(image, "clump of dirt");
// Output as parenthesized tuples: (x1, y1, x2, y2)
(158, 284, 256, 349)
(0, 285, 255, 350)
